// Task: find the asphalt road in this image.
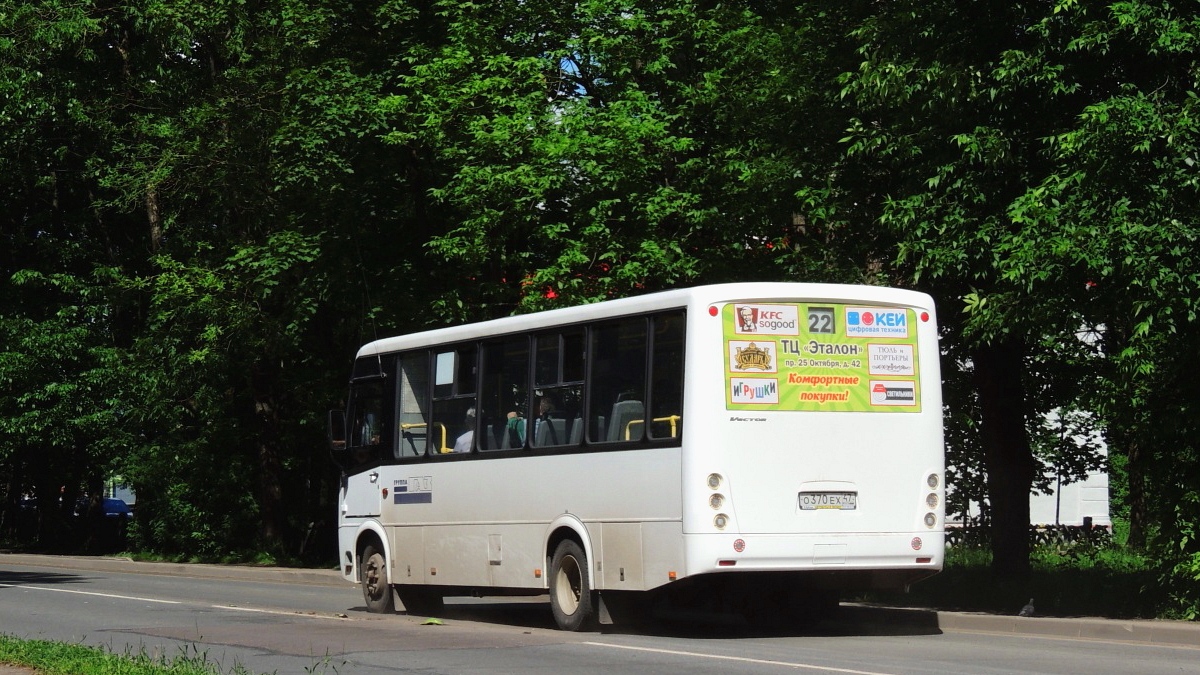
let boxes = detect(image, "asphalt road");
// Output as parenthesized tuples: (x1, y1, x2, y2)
(1, 554, 1197, 675)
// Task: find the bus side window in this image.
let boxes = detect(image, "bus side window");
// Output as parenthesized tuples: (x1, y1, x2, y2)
(397, 352, 430, 458)
(588, 318, 648, 444)
(431, 346, 478, 454)
(648, 311, 685, 440)
(532, 329, 583, 448)
(480, 337, 529, 452)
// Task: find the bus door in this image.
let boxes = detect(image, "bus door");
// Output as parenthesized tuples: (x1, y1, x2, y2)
(342, 373, 390, 518)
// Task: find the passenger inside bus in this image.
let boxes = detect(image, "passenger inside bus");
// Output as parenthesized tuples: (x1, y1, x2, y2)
(453, 408, 475, 453)
(504, 411, 525, 448)
(350, 410, 383, 464)
(533, 396, 565, 446)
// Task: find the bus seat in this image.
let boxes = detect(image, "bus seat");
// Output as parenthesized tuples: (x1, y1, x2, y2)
(477, 424, 494, 450)
(607, 400, 644, 442)
(534, 417, 567, 446)
(568, 417, 584, 445)
(501, 419, 525, 449)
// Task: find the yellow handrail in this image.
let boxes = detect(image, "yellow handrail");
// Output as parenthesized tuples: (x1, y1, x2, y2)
(624, 415, 681, 440)
(400, 422, 450, 454)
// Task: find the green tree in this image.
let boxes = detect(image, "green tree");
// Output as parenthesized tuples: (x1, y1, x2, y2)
(994, 2, 1200, 609)
(0, 0, 449, 557)
(0, 0, 147, 546)
(381, 1, 854, 316)
(834, 0, 1199, 589)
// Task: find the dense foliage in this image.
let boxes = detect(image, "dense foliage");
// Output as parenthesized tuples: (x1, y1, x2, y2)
(1, 0, 1197, 614)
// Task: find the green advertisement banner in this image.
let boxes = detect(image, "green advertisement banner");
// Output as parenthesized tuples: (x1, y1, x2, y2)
(723, 302, 922, 413)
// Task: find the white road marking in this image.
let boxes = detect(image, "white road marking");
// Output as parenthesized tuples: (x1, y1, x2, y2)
(0, 583, 181, 604)
(216, 605, 349, 620)
(583, 641, 899, 675)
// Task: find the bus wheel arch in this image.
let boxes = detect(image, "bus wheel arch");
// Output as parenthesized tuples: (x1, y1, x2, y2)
(545, 518, 596, 631)
(356, 529, 394, 613)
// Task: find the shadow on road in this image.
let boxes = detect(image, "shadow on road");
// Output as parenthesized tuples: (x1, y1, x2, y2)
(353, 599, 943, 640)
(0, 569, 91, 587)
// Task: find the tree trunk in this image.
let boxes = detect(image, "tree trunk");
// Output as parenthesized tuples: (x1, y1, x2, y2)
(253, 362, 286, 551)
(146, 186, 162, 252)
(257, 432, 284, 549)
(1123, 436, 1147, 550)
(973, 339, 1035, 578)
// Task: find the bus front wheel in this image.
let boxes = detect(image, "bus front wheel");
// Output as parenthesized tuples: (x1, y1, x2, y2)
(360, 544, 395, 613)
(549, 539, 595, 631)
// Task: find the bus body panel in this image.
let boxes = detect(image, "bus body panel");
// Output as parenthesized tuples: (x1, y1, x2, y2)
(376, 449, 682, 525)
(678, 286, 944, 583)
(390, 522, 426, 585)
(352, 447, 683, 592)
(684, 532, 944, 587)
(343, 470, 382, 518)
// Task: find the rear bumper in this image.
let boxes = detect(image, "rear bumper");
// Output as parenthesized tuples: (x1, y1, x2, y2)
(684, 531, 943, 589)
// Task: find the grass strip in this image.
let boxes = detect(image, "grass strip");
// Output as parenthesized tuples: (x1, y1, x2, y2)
(0, 636, 261, 675)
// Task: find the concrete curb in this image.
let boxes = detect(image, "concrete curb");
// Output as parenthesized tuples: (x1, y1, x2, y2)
(3, 553, 1198, 648)
(843, 604, 1200, 649)
(0, 552, 344, 588)
(935, 609, 1200, 647)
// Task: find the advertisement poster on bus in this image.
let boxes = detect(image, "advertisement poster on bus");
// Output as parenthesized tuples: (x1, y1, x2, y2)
(724, 303, 921, 413)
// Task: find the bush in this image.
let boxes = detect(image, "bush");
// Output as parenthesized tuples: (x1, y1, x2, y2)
(862, 542, 1161, 619)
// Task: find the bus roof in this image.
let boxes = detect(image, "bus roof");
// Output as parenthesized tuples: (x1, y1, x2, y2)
(356, 282, 935, 358)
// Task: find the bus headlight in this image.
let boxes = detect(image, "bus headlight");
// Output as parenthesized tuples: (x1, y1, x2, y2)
(707, 473, 722, 490)
(709, 494, 724, 510)
(714, 514, 729, 530)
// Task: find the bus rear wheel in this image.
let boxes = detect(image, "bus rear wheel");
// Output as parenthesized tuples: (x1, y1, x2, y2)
(360, 544, 395, 613)
(549, 539, 595, 631)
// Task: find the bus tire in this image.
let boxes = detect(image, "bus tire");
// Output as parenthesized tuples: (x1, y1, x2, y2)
(360, 544, 395, 613)
(396, 585, 444, 616)
(549, 539, 594, 631)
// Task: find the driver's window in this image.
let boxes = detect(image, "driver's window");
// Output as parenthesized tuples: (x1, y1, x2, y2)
(348, 379, 387, 465)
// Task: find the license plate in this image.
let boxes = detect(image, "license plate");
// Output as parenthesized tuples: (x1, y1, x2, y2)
(799, 491, 857, 510)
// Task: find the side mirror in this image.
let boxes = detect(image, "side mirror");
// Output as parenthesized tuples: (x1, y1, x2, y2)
(328, 409, 349, 467)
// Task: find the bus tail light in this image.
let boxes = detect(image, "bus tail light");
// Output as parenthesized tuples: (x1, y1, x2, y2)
(924, 473, 941, 528)
(707, 473, 723, 490)
(714, 514, 729, 530)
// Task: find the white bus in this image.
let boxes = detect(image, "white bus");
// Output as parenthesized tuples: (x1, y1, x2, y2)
(329, 282, 944, 631)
